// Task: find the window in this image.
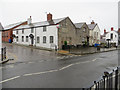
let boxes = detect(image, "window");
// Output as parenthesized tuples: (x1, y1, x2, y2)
(37, 37, 40, 43)
(6, 32, 8, 37)
(43, 36, 46, 43)
(83, 27, 86, 32)
(16, 30, 18, 34)
(22, 36, 24, 42)
(31, 28, 34, 33)
(50, 36, 54, 43)
(22, 29, 24, 34)
(26, 36, 28, 42)
(43, 26, 46, 32)
(16, 36, 18, 42)
(111, 33, 113, 40)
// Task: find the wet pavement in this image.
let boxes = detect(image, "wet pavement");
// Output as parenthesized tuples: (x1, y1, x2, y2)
(0, 43, 119, 88)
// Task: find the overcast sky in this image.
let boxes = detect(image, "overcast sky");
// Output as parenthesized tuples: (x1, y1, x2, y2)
(0, 0, 119, 34)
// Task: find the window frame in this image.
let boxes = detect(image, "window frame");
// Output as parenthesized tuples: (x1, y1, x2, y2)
(22, 29, 24, 34)
(43, 26, 46, 32)
(37, 36, 40, 43)
(22, 36, 24, 42)
(31, 27, 34, 33)
(50, 36, 54, 43)
(26, 36, 28, 42)
(43, 36, 46, 43)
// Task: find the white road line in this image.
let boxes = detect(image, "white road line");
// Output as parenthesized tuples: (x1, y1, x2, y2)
(38, 61, 43, 62)
(92, 58, 97, 61)
(59, 64, 73, 71)
(28, 62, 35, 64)
(0, 76, 20, 84)
(8, 65, 14, 68)
(23, 69, 58, 76)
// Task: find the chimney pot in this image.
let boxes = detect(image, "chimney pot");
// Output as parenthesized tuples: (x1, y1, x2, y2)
(47, 13, 52, 21)
(104, 29, 106, 34)
(27, 16, 32, 25)
(91, 20, 95, 24)
(111, 27, 114, 31)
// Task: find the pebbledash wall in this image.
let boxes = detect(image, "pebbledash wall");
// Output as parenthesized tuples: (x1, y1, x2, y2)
(13, 25, 58, 49)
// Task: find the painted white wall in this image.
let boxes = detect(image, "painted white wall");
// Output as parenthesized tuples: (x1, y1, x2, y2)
(89, 25, 101, 46)
(105, 30, 118, 46)
(13, 25, 58, 49)
(0, 31, 2, 54)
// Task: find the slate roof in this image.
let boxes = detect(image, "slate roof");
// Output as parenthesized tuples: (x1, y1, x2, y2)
(0, 22, 4, 31)
(74, 23, 85, 29)
(87, 24, 97, 30)
(4, 21, 27, 30)
(15, 17, 67, 30)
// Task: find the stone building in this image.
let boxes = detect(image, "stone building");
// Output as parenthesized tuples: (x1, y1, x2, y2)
(74, 22, 89, 46)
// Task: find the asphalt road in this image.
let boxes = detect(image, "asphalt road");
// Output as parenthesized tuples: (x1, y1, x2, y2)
(0, 43, 119, 88)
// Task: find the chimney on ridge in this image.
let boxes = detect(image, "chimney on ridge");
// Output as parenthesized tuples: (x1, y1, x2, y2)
(91, 20, 95, 24)
(27, 16, 32, 25)
(104, 29, 106, 34)
(47, 13, 52, 21)
(111, 27, 114, 31)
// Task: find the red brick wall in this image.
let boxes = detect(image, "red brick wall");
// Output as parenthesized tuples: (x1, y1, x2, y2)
(2, 21, 27, 43)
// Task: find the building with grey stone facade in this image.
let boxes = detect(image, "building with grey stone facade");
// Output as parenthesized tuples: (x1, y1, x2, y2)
(74, 23, 89, 46)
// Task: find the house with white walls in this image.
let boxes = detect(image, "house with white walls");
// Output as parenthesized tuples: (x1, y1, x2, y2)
(105, 27, 118, 47)
(88, 21, 101, 46)
(0, 22, 4, 54)
(13, 13, 78, 49)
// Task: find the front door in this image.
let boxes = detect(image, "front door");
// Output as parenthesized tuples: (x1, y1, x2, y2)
(31, 37, 34, 46)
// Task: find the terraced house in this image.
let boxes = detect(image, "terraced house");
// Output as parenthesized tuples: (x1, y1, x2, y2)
(74, 22, 89, 46)
(88, 21, 101, 46)
(2, 21, 27, 43)
(13, 13, 78, 49)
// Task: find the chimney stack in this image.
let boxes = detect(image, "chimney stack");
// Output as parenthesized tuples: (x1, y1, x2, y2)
(27, 16, 32, 25)
(47, 13, 52, 21)
(111, 27, 114, 31)
(118, 28, 120, 33)
(91, 20, 95, 24)
(104, 29, 106, 34)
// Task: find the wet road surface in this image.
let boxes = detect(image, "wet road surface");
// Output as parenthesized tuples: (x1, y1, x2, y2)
(0, 43, 119, 88)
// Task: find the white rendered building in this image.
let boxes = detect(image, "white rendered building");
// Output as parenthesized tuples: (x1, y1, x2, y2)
(88, 21, 101, 46)
(105, 27, 118, 46)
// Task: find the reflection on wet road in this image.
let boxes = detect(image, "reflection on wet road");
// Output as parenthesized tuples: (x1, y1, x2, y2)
(1, 43, 119, 88)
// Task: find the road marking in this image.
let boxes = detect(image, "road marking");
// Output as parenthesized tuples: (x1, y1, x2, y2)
(0, 57, 100, 83)
(59, 64, 73, 70)
(8, 65, 14, 68)
(28, 62, 35, 64)
(38, 61, 43, 63)
(92, 58, 97, 61)
(23, 70, 58, 76)
(0, 76, 20, 84)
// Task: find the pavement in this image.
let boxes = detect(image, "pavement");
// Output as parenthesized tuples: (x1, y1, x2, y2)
(60, 47, 118, 55)
(0, 55, 9, 64)
(0, 43, 119, 88)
